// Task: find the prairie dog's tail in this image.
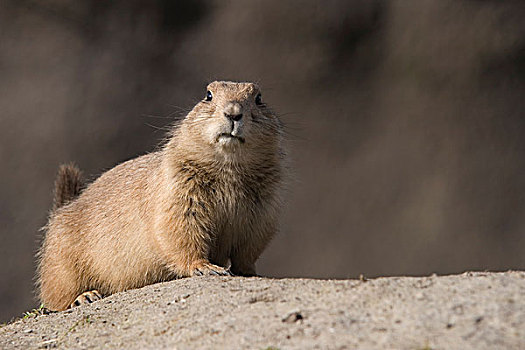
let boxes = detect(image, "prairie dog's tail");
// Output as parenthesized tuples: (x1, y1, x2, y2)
(52, 163, 84, 211)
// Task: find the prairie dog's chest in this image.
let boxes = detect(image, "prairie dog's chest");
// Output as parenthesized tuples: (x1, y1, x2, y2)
(209, 186, 255, 264)
(216, 180, 257, 229)
(213, 176, 261, 232)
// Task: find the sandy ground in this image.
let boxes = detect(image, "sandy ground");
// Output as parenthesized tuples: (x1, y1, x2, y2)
(1, 271, 524, 349)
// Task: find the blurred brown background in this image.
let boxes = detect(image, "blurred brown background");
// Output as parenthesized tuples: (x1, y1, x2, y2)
(1, 0, 524, 322)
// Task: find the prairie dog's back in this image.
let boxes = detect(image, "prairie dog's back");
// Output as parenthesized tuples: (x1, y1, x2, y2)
(59, 152, 162, 236)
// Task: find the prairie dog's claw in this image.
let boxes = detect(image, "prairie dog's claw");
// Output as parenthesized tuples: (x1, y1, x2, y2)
(70, 290, 103, 308)
(192, 263, 232, 276)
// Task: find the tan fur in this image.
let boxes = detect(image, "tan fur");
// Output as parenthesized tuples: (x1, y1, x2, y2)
(37, 81, 285, 311)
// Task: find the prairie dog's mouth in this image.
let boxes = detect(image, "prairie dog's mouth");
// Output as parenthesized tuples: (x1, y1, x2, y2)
(217, 133, 245, 144)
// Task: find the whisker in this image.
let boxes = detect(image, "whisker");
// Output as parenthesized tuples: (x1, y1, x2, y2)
(166, 105, 192, 114)
(141, 114, 175, 120)
(144, 123, 172, 132)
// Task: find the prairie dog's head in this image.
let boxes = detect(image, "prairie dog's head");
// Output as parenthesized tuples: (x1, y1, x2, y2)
(179, 81, 282, 162)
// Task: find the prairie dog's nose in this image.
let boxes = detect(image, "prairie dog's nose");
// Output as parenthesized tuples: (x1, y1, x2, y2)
(225, 112, 243, 122)
(224, 102, 243, 121)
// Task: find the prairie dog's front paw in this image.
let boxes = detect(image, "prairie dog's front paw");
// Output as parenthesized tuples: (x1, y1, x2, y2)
(192, 262, 232, 276)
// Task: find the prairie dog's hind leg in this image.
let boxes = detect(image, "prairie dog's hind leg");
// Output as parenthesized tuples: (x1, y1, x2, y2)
(39, 252, 85, 311)
(70, 290, 103, 308)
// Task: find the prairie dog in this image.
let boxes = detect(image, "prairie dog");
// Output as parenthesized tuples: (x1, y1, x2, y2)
(38, 81, 285, 311)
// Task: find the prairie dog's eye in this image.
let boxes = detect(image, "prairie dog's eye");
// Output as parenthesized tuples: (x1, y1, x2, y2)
(255, 93, 262, 105)
(205, 90, 212, 101)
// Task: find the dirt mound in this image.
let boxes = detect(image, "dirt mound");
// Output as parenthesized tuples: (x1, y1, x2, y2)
(1, 271, 524, 349)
